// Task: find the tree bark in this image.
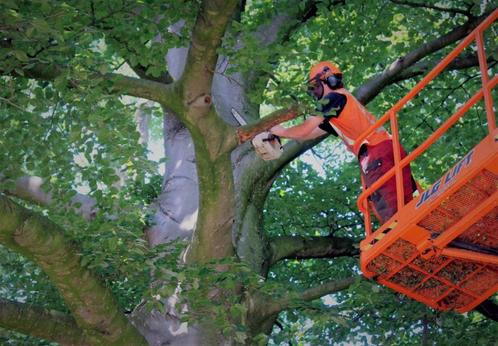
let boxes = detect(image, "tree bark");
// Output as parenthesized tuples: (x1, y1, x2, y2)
(0, 298, 89, 346)
(0, 195, 147, 345)
(269, 235, 359, 266)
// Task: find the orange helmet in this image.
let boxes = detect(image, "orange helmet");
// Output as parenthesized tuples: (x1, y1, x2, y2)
(309, 61, 342, 81)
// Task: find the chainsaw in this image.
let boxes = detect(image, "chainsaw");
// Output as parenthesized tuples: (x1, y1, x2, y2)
(231, 108, 283, 161)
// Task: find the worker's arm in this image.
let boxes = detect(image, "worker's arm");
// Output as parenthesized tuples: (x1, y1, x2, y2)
(271, 116, 326, 141)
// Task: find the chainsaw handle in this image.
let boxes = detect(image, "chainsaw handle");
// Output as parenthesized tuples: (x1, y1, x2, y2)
(263, 133, 281, 145)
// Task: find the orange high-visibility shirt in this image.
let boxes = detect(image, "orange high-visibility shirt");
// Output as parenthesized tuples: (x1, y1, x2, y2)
(326, 88, 391, 156)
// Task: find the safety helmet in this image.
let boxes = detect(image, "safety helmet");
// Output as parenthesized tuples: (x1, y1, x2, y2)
(309, 61, 342, 81)
(307, 61, 343, 99)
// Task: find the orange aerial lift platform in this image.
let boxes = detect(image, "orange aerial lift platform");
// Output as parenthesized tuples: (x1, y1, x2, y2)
(356, 9, 498, 312)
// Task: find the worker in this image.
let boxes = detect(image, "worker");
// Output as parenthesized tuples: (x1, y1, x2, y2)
(270, 61, 416, 224)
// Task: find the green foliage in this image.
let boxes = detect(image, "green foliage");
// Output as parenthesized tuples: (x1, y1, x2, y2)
(0, 245, 67, 345)
(259, 8, 497, 345)
(1, 0, 497, 345)
(0, 2, 173, 340)
(146, 250, 350, 344)
(265, 155, 362, 344)
(265, 155, 498, 345)
(0, 328, 56, 346)
(0, 0, 199, 79)
(0, 245, 68, 312)
(265, 151, 363, 240)
(147, 253, 264, 343)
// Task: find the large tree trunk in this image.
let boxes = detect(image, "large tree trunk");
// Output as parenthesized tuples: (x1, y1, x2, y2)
(138, 78, 263, 346)
(137, 46, 279, 344)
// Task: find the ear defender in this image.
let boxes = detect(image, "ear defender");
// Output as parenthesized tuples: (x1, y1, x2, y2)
(326, 74, 342, 89)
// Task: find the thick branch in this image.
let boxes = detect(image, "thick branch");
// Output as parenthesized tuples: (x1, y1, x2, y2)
(298, 276, 358, 303)
(259, 136, 325, 186)
(0, 194, 147, 345)
(234, 136, 325, 231)
(248, 276, 357, 334)
(0, 298, 89, 346)
(475, 299, 498, 322)
(2, 175, 97, 220)
(392, 51, 497, 82)
(254, 276, 357, 318)
(11, 63, 64, 81)
(1, 62, 179, 109)
(269, 235, 359, 266)
(182, 0, 238, 107)
(107, 73, 178, 106)
(390, 0, 471, 17)
(131, 63, 173, 84)
(355, 12, 491, 104)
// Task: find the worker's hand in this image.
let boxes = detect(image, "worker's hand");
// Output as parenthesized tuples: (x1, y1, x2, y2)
(270, 124, 286, 137)
(264, 133, 282, 145)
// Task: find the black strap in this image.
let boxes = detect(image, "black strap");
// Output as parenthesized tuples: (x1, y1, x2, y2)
(318, 92, 347, 118)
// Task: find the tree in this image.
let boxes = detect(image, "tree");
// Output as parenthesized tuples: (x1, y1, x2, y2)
(0, 0, 497, 345)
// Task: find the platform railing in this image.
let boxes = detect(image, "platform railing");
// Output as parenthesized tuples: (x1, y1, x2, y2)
(354, 9, 498, 236)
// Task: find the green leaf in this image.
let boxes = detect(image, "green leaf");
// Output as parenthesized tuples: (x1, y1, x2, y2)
(80, 256, 91, 268)
(12, 50, 29, 62)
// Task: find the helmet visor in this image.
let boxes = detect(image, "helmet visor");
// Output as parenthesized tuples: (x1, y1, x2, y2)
(307, 78, 324, 99)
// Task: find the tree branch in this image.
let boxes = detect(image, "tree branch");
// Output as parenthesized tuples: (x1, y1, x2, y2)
(391, 50, 497, 83)
(253, 276, 358, 319)
(269, 235, 359, 266)
(233, 134, 325, 226)
(1, 175, 97, 220)
(181, 0, 238, 109)
(130, 63, 174, 84)
(474, 299, 498, 322)
(107, 35, 174, 84)
(247, 275, 357, 334)
(10, 63, 64, 82)
(0, 298, 89, 346)
(257, 135, 326, 188)
(355, 11, 492, 104)
(0, 194, 147, 345)
(390, 0, 472, 17)
(106, 73, 179, 107)
(1, 62, 179, 109)
(298, 276, 358, 303)
(282, 0, 346, 41)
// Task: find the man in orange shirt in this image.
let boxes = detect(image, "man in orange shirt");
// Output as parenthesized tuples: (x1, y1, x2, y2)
(271, 61, 416, 224)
